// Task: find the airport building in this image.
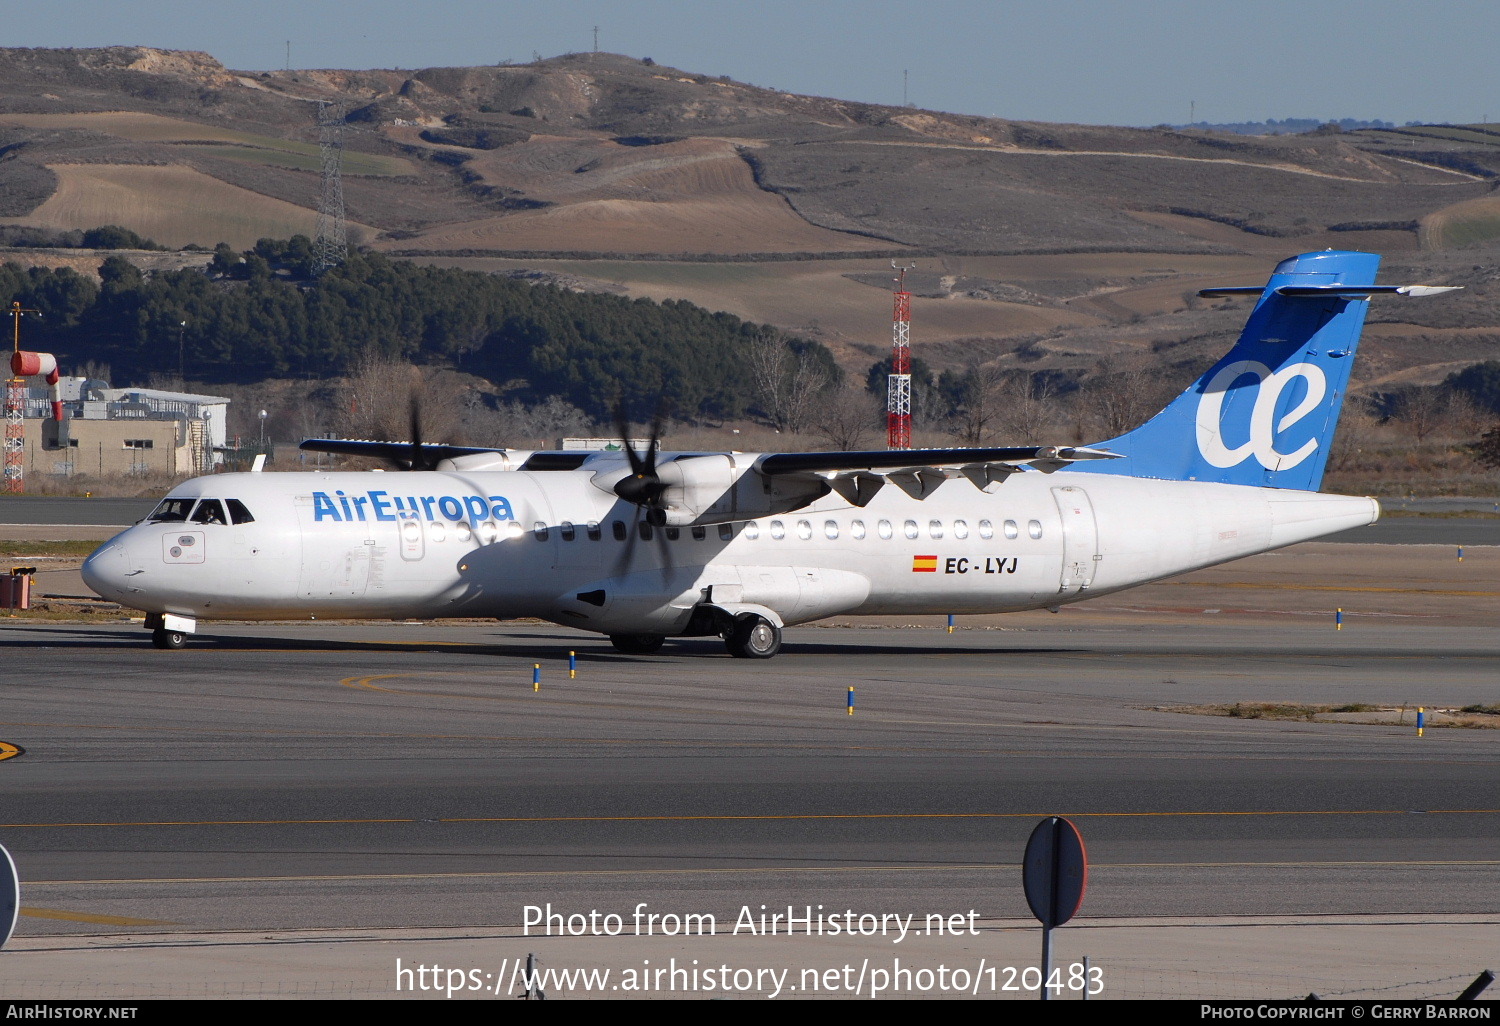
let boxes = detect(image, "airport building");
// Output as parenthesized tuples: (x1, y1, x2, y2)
(19, 378, 230, 478)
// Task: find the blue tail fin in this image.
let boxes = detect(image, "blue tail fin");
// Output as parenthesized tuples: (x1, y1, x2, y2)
(1071, 250, 1383, 491)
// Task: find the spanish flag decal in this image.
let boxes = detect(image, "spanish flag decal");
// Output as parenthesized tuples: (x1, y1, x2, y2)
(912, 555, 938, 573)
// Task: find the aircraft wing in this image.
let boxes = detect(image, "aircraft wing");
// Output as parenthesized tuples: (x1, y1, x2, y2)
(299, 439, 505, 464)
(755, 445, 1119, 504)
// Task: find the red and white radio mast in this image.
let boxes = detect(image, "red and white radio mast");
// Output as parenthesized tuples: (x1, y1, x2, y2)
(5, 302, 56, 494)
(886, 261, 916, 449)
(4, 303, 36, 494)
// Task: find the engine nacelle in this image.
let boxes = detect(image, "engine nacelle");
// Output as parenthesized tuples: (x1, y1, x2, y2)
(592, 454, 829, 527)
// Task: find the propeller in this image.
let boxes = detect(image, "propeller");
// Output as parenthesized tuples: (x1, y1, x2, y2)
(403, 399, 442, 471)
(609, 404, 673, 578)
(611, 405, 668, 513)
(377, 396, 441, 471)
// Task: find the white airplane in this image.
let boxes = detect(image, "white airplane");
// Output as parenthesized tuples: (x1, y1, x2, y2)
(83, 250, 1457, 657)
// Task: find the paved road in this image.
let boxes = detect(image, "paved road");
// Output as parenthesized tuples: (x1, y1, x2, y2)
(1327, 517, 1500, 545)
(1, 618, 1494, 940)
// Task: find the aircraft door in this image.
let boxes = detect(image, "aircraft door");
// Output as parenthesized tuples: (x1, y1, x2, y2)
(1052, 485, 1100, 595)
(398, 516, 424, 561)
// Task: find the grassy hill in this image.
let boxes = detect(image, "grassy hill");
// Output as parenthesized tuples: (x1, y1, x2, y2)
(0, 44, 1497, 425)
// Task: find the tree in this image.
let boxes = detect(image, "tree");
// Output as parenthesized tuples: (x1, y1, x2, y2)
(1085, 354, 1173, 438)
(1327, 394, 1379, 473)
(82, 225, 161, 251)
(209, 243, 239, 278)
(1390, 386, 1448, 443)
(946, 362, 1008, 446)
(1447, 361, 1500, 414)
(816, 385, 880, 450)
(1470, 424, 1500, 471)
(751, 329, 831, 433)
(998, 370, 1060, 444)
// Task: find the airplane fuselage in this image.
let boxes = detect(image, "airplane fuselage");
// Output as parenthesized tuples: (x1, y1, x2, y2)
(84, 468, 1377, 637)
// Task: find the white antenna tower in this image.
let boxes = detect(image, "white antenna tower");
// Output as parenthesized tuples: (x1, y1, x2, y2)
(314, 100, 348, 275)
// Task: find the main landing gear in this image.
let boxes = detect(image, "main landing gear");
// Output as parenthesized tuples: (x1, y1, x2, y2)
(609, 633, 666, 655)
(608, 615, 782, 658)
(725, 615, 781, 659)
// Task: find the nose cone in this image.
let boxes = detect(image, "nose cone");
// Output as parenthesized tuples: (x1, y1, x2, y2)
(81, 540, 133, 602)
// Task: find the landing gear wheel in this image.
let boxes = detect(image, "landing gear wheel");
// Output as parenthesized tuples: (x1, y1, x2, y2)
(726, 616, 781, 659)
(609, 633, 665, 655)
(152, 628, 186, 650)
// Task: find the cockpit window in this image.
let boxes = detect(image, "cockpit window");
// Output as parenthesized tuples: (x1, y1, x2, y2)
(190, 500, 228, 525)
(225, 499, 255, 525)
(147, 498, 195, 523)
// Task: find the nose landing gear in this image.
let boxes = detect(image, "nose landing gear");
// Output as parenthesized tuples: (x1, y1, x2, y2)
(144, 613, 196, 650)
(152, 629, 186, 650)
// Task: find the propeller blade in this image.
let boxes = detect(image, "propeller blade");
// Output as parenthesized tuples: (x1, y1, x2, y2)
(608, 403, 673, 581)
(402, 395, 440, 471)
(611, 404, 667, 508)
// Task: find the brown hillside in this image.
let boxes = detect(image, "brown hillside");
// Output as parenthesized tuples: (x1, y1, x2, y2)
(0, 46, 1495, 395)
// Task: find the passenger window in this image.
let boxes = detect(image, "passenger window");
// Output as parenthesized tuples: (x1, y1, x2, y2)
(612, 520, 628, 541)
(744, 522, 760, 540)
(878, 520, 893, 540)
(903, 520, 919, 540)
(1028, 520, 1044, 539)
(1003, 520, 1019, 540)
(638, 521, 653, 541)
(979, 519, 994, 540)
(455, 522, 473, 543)
(718, 524, 734, 541)
(225, 499, 255, 525)
(560, 522, 576, 541)
(851, 520, 866, 539)
(586, 522, 601, 541)
(824, 520, 839, 540)
(478, 521, 499, 544)
(190, 500, 227, 525)
(692, 526, 706, 541)
(533, 522, 549, 541)
(148, 498, 194, 523)
(665, 527, 680, 541)
(770, 520, 786, 540)
(929, 520, 943, 539)
(953, 519, 968, 539)
(429, 521, 447, 543)
(505, 521, 524, 540)
(796, 520, 812, 540)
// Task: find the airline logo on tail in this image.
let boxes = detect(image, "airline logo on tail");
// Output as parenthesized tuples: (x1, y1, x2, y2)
(1195, 360, 1328, 471)
(1071, 250, 1461, 491)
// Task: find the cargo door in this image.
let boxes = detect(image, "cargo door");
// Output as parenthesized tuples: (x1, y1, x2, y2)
(1052, 485, 1100, 595)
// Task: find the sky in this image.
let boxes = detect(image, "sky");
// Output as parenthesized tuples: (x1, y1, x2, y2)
(8, 0, 1500, 127)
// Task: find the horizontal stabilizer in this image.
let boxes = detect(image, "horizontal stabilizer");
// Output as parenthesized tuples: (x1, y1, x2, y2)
(1199, 284, 1462, 299)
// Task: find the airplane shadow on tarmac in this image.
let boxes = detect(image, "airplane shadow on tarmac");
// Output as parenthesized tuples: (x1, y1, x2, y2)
(1, 623, 1078, 659)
